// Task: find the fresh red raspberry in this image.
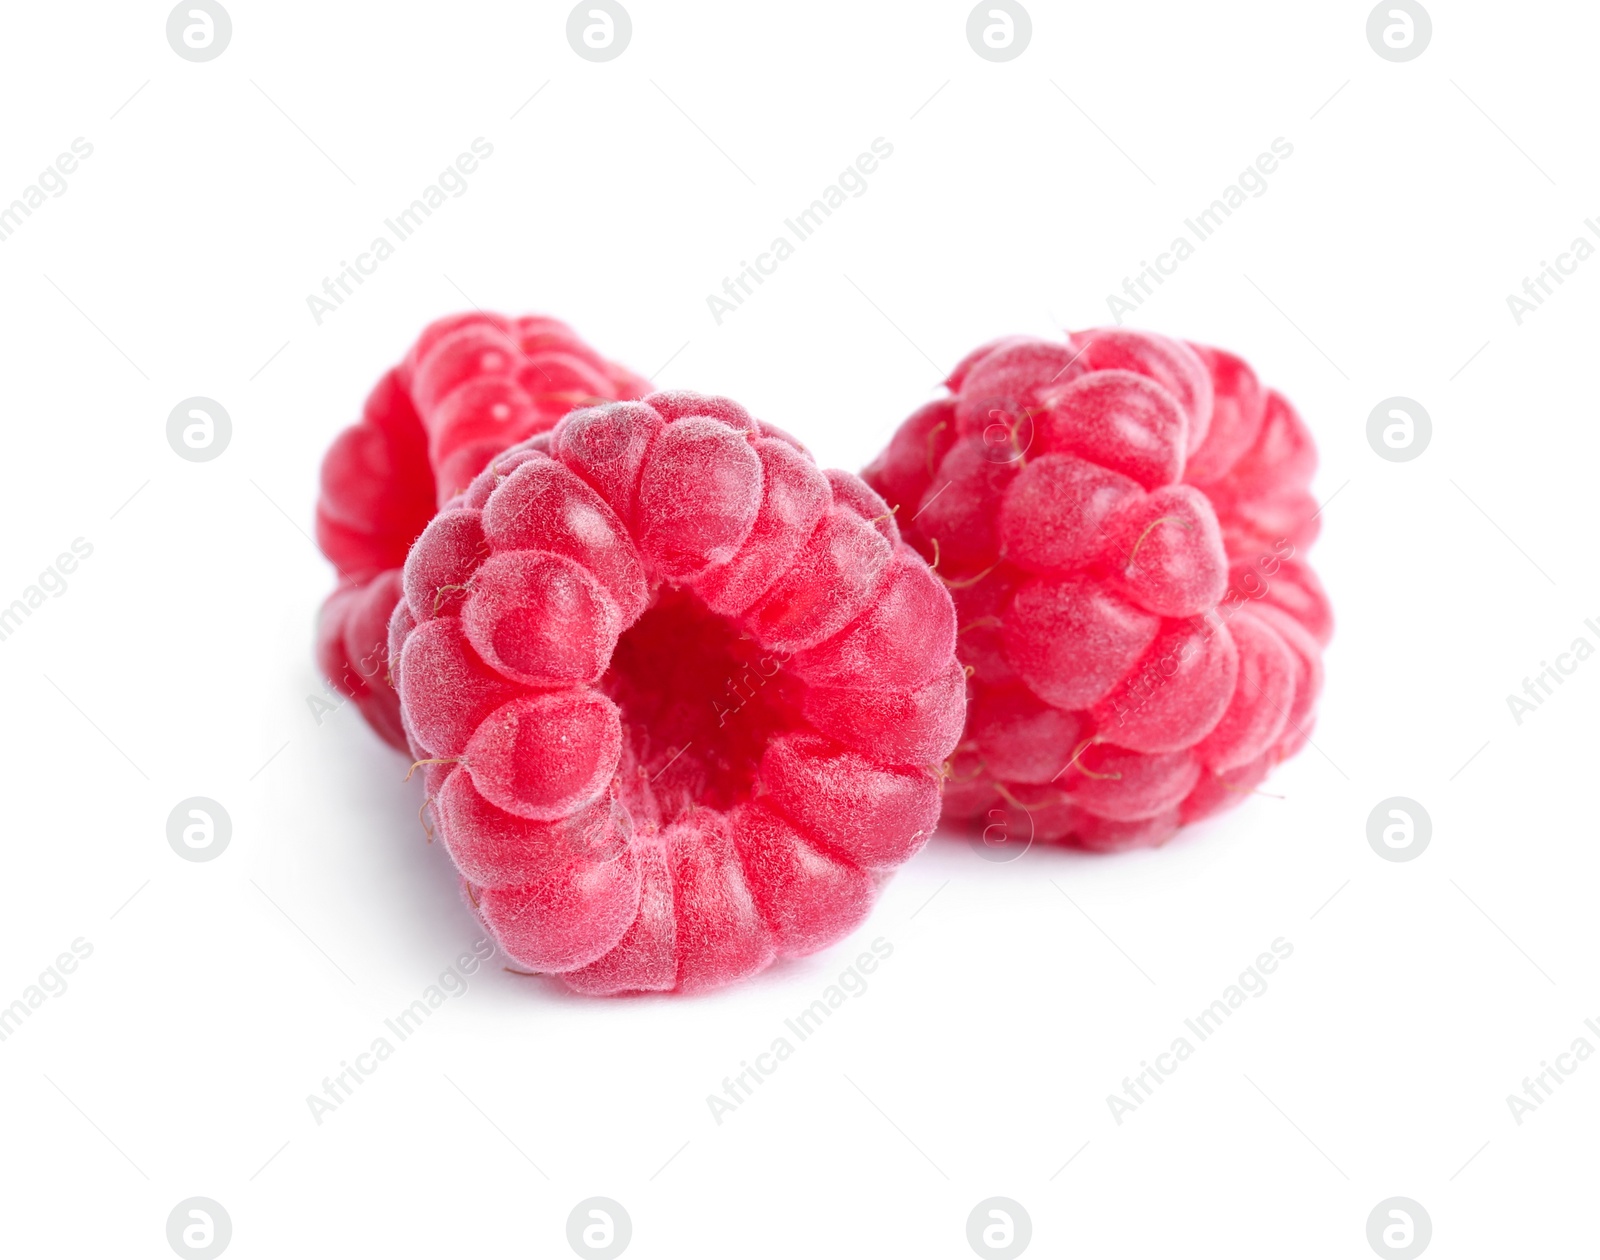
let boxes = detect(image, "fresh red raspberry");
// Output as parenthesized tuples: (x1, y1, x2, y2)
(314, 313, 650, 747)
(863, 328, 1330, 853)
(391, 393, 963, 994)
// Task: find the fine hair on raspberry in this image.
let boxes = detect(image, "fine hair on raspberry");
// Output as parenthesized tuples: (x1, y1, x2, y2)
(863, 327, 1331, 853)
(390, 389, 965, 994)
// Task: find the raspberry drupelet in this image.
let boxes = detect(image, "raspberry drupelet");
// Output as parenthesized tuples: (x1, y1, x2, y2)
(314, 313, 651, 746)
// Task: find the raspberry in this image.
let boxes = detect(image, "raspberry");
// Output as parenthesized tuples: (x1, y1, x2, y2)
(863, 328, 1330, 853)
(314, 313, 649, 747)
(392, 393, 962, 994)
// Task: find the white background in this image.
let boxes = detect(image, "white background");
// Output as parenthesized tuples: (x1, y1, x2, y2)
(1, 1, 1596, 1256)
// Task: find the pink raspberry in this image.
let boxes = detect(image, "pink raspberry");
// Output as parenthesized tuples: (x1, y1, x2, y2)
(314, 313, 650, 747)
(863, 328, 1330, 853)
(391, 393, 963, 994)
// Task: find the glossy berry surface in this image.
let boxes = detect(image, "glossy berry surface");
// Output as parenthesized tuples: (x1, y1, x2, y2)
(314, 313, 650, 747)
